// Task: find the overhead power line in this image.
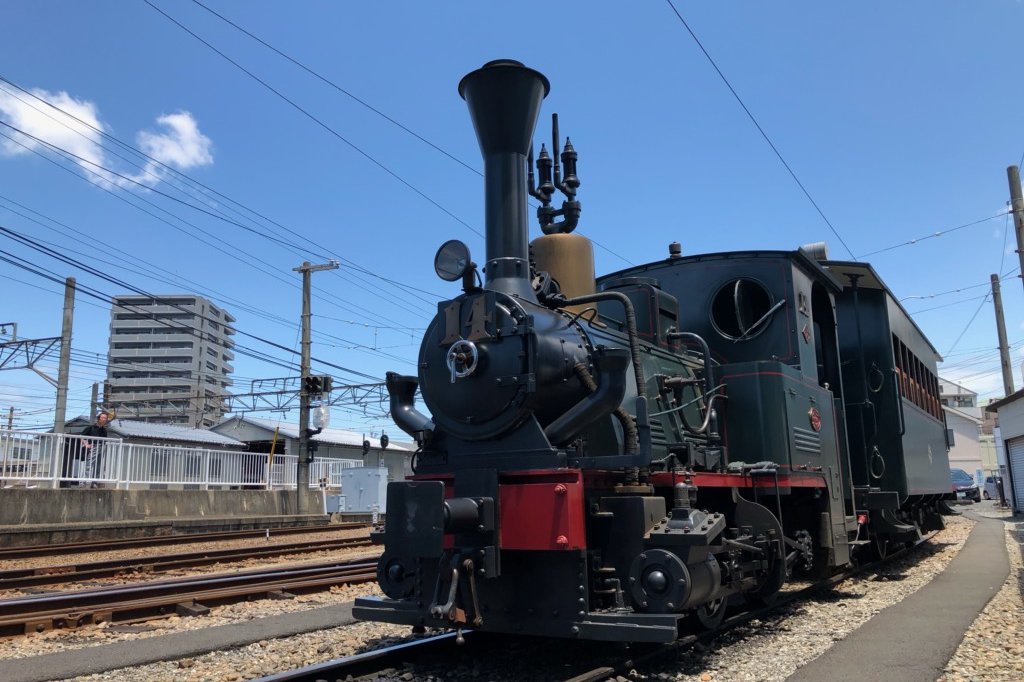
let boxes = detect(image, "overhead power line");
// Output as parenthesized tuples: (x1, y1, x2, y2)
(188, 0, 478, 175)
(0, 228, 382, 381)
(907, 294, 990, 315)
(182, 0, 635, 267)
(857, 212, 1006, 258)
(900, 269, 1019, 302)
(0, 123, 432, 343)
(0, 194, 419, 370)
(945, 293, 991, 357)
(662, 0, 856, 260)
(143, 0, 483, 239)
(0, 74, 443, 309)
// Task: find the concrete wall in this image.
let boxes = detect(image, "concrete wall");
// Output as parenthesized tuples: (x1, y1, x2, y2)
(0, 488, 323, 526)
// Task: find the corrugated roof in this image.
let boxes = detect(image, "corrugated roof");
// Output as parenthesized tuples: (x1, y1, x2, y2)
(84, 417, 246, 447)
(216, 415, 417, 452)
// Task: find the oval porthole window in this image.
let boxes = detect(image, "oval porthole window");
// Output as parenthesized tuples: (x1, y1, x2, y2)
(710, 278, 774, 341)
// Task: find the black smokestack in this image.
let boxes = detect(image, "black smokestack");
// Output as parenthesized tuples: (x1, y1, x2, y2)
(459, 60, 549, 299)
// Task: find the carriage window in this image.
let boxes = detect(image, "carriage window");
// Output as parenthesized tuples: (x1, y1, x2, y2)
(891, 334, 941, 420)
(710, 278, 774, 341)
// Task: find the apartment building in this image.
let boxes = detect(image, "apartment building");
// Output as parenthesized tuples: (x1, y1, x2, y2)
(106, 295, 235, 427)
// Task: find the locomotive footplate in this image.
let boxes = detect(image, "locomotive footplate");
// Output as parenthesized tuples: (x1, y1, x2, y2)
(573, 612, 681, 643)
(351, 598, 683, 643)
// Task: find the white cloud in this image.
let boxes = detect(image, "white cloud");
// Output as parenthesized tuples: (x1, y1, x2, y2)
(0, 87, 106, 170)
(136, 111, 212, 171)
(0, 85, 212, 189)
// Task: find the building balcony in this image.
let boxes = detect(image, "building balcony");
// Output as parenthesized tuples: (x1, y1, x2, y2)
(109, 333, 196, 344)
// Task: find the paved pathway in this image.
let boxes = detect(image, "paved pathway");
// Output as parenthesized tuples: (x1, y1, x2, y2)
(0, 602, 355, 682)
(788, 513, 1010, 682)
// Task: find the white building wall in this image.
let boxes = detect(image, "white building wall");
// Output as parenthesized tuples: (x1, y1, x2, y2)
(992, 401, 1024, 511)
(944, 409, 982, 480)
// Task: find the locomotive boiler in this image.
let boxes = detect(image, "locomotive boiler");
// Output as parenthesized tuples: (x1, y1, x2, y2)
(352, 60, 954, 643)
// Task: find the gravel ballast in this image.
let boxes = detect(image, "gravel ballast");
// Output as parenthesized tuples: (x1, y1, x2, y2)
(51, 515, 980, 682)
(939, 519, 1024, 682)
(0, 554, 381, 661)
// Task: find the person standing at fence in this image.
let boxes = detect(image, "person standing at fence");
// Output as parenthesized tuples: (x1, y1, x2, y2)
(59, 432, 86, 488)
(80, 412, 110, 488)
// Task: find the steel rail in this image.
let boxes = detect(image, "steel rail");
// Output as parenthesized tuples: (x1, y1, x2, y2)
(0, 558, 377, 637)
(0, 522, 367, 560)
(255, 632, 468, 682)
(0, 536, 374, 590)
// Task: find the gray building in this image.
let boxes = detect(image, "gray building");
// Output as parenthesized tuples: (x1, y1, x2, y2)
(106, 295, 235, 427)
(211, 416, 415, 482)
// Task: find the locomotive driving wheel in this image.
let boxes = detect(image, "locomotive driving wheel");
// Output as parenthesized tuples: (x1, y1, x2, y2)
(694, 597, 727, 629)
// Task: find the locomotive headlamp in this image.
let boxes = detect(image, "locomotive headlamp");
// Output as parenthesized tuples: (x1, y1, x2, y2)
(434, 239, 472, 282)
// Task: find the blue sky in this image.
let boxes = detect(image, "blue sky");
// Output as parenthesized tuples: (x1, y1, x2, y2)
(0, 1, 1021, 432)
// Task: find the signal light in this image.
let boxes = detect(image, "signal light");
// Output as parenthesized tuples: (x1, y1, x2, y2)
(303, 375, 332, 395)
(303, 375, 322, 395)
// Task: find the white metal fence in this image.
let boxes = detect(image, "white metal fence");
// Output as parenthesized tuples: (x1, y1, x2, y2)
(0, 429, 359, 490)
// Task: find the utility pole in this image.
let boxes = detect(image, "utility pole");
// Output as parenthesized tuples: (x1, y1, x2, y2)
(991, 273, 1015, 396)
(53, 277, 75, 434)
(293, 260, 339, 514)
(90, 382, 99, 420)
(6, 406, 12, 431)
(1006, 166, 1024, 291)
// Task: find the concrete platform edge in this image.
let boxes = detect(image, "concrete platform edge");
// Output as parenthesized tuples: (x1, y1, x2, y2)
(0, 603, 357, 682)
(787, 513, 1011, 682)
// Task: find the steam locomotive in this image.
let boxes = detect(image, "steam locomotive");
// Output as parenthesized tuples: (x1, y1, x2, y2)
(352, 60, 954, 643)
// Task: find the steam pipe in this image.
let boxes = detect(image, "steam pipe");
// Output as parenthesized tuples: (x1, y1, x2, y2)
(385, 372, 434, 443)
(573, 362, 638, 454)
(668, 330, 715, 396)
(545, 348, 629, 446)
(553, 291, 647, 399)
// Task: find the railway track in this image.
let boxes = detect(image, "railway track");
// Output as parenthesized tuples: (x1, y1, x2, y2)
(0, 536, 374, 590)
(254, 538, 935, 682)
(0, 557, 377, 638)
(0, 522, 367, 560)
(257, 632, 470, 682)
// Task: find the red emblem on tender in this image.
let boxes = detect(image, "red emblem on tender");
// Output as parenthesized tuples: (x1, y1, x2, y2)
(808, 407, 822, 432)
(801, 324, 812, 343)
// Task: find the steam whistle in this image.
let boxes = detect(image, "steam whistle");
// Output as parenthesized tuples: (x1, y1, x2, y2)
(527, 113, 582, 234)
(528, 145, 555, 206)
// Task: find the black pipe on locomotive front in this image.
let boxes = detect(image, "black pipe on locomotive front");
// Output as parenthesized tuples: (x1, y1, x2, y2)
(458, 60, 549, 301)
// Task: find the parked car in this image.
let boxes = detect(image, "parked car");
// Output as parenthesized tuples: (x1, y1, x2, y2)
(950, 468, 981, 503)
(983, 475, 1003, 501)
